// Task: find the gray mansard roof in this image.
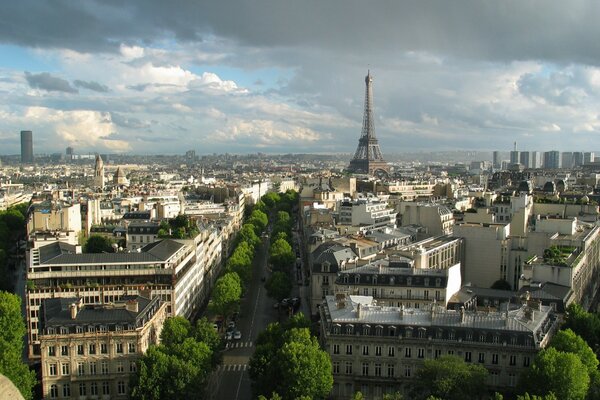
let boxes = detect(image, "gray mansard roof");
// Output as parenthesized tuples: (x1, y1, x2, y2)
(312, 242, 358, 273)
(336, 259, 450, 287)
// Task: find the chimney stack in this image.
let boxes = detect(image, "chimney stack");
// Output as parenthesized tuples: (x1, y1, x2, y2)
(126, 299, 139, 313)
(356, 303, 361, 318)
(460, 306, 465, 323)
(70, 303, 78, 320)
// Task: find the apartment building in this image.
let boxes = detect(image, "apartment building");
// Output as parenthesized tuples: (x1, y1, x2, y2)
(320, 294, 558, 399)
(338, 197, 397, 232)
(26, 235, 217, 358)
(39, 296, 167, 399)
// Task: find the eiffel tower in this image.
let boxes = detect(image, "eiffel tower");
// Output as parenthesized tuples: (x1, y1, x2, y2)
(348, 71, 390, 176)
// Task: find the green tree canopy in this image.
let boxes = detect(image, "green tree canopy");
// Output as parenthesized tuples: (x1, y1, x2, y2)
(516, 393, 558, 400)
(238, 223, 261, 248)
(248, 209, 268, 234)
(261, 192, 281, 210)
(250, 326, 332, 400)
(160, 316, 192, 348)
(269, 238, 294, 272)
(0, 292, 36, 399)
(194, 317, 222, 359)
(265, 271, 292, 301)
(410, 355, 488, 400)
(226, 242, 254, 283)
(210, 272, 242, 318)
(563, 303, 600, 353)
(519, 347, 590, 400)
(83, 234, 114, 253)
(550, 328, 599, 374)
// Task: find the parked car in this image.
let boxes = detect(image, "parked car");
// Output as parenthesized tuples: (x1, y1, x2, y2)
(225, 331, 233, 341)
(227, 321, 236, 329)
(233, 331, 242, 340)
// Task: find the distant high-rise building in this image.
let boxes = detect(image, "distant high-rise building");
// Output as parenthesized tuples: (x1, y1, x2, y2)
(510, 150, 520, 165)
(561, 152, 574, 169)
(584, 152, 595, 165)
(544, 151, 561, 169)
(66, 146, 74, 162)
(530, 151, 542, 168)
(492, 151, 501, 169)
(348, 71, 390, 175)
(519, 152, 530, 168)
(20, 130, 33, 163)
(573, 152, 584, 167)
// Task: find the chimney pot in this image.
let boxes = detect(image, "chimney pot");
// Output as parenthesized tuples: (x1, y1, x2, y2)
(126, 299, 139, 313)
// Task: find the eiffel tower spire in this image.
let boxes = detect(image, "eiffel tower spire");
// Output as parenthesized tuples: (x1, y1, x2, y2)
(348, 71, 390, 175)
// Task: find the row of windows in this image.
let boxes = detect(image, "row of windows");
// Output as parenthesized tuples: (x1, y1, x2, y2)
(332, 345, 531, 366)
(47, 342, 136, 357)
(48, 381, 127, 398)
(48, 360, 137, 376)
(331, 324, 533, 345)
(340, 275, 443, 287)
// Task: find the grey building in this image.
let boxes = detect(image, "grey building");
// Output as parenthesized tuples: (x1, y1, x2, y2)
(320, 294, 558, 399)
(543, 151, 561, 169)
(21, 130, 33, 163)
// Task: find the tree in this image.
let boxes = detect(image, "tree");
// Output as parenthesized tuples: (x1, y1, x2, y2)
(194, 317, 222, 362)
(517, 393, 558, 400)
(210, 272, 242, 318)
(519, 347, 589, 400)
(261, 192, 281, 210)
(410, 355, 488, 400)
(491, 279, 512, 291)
(83, 234, 114, 253)
(265, 271, 292, 301)
(0, 292, 36, 399)
(269, 238, 294, 272)
(238, 223, 261, 248)
(563, 303, 600, 353)
(248, 209, 268, 234)
(160, 317, 192, 348)
(226, 243, 254, 283)
(550, 329, 599, 374)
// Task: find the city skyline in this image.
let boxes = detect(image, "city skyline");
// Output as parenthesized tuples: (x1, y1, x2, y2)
(2, 2, 600, 155)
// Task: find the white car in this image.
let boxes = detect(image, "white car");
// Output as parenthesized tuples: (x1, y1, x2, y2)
(225, 331, 233, 341)
(233, 331, 242, 340)
(227, 321, 236, 329)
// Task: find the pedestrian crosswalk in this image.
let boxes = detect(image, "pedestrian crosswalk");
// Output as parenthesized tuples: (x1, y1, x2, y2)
(218, 364, 248, 372)
(225, 341, 253, 349)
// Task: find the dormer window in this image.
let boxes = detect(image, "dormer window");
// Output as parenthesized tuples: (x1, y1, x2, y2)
(333, 324, 341, 334)
(373, 276, 377, 285)
(390, 277, 395, 285)
(343, 275, 349, 284)
(407, 277, 412, 286)
(346, 324, 354, 335)
(355, 275, 360, 284)
(424, 278, 429, 286)
(322, 262, 330, 273)
(436, 278, 441, 287)
(60, 327, 68, 335)
(362, 325, 371, 335)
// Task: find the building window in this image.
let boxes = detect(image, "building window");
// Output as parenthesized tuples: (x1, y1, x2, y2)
(492, 354, 499, 365)
(417, 348, 425, 359)
(448, 350, 455, 355)
(465, 352, 472, 362)
(79, 383, 87, 397)
(424, 290, 429, 300)
(49, 363, 57, 376)
(89, 362, 97, 375)
(48, 346, 56, 357)
(466, 332, 473, 341)
(62, 363, 70, 376)
(434, 349, 442, 359)
(362, 363, 369, 376)
(117, 361, 124, 373)
(116, 343, 123, 353)
(375, 346, 382, 356)
(375, 363, 382, 377)
(508, 373, 516, 387)
(405, 328, 413, 338)
(333, 325, 341, 334)
(362, 346, 369, 356)
(130, 361, 137, 373)
(333, 362, 340, 374)
(387, 364, 394, 377)
(90, 382, 98, 396)
(333, 344, 340, 355)
(523, 356, 530, 367)
(345, 362, 353, 375)
(78, 362, 85, 376)
(63, 383, 71, 398)
(435, 290, 441, 301)
(89, 344, 96, 354)
(61, 345, 69, 356)
(418, 329, 426, 339)
(101, 343, 108, 354)
(375, 326, 383, 336)
(50, 385, 58, 398)
(346, 345, 353, 355)
(511, 336, 517, 345)
(405, 348, 411, 358)
(478, 353, 485, 363)
(388, 347, 395, 357)
(102, 381, 110, 395)
(101, 361, 109, 375)
(449, 330, 455, 340)
(118, 381, 126, 395)
(404, 365, 411, 377)
(346, 325, 354, 335)
(509, 355, 516, 366)
(77, 344, 84, 355)
(480, 333, 486, 342)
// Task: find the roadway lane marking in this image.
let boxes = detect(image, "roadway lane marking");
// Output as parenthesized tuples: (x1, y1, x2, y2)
(249, 285, 261, 338)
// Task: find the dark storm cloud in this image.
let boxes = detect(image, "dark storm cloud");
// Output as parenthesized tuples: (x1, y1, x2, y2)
(24, 72, 78, 93)
(2, 1, 600, 65)
(73, 79, 109, 92)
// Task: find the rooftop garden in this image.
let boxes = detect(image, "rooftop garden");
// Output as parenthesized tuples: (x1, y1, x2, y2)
(543, 245, 577, 267)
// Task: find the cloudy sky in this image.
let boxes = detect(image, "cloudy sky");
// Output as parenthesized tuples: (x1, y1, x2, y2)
(1, 1, 600, 155)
